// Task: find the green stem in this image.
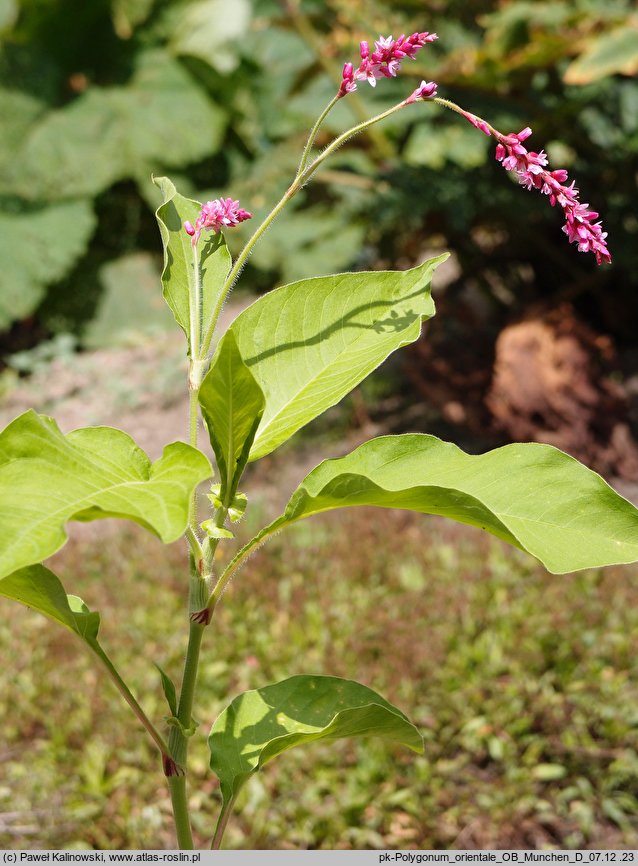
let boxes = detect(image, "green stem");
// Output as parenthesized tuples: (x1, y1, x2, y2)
(168, 776, 194, 850)
(211, 795, 236, 850)
(297, 99, 408, 182)
(168, 622, 205, 768)
(187, 385, 200, 533)
(205, 521, 281, 615)
(297, 94, 340, 176)
(191, 242, 202, 358)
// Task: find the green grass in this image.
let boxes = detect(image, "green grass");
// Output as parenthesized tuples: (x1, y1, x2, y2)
(2, 500, 638, 849)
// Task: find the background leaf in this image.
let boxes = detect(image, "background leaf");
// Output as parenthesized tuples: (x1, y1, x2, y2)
(0, 410, 211, 579)
(0, 200, 96, 330)
(83, 252, 173, 349)
(227, 254, 448, 461)
(154, 175, 232, 352)
(209, 674, 423, 804)
(199, 330, 265, 500)
(10, 51, 226, 202)
(564, 22, 638, 84)
(264, 435, 638, 574)
(171, 0, 252, 73)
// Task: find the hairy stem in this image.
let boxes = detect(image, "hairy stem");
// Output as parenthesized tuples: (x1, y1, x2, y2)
(297, 94, 340, 176)
(187, 385, 200, 534)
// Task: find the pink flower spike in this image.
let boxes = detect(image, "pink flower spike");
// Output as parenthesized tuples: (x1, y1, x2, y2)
(493, 127, 611, 265)
(344, 28, 438, 96)
(184, 197, 252, 245)
(405, 80, 438, 104)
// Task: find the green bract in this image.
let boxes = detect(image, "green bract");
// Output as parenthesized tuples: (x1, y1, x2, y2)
(0, 410, 211, 579)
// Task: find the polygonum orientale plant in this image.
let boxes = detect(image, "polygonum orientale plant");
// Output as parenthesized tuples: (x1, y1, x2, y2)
(0, 26, 630, 851)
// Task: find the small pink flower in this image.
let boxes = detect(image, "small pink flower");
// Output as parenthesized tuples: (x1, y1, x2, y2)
(184, 197, 252, 246)
(338, 30, 438, 97)
(405, 80, 438, 104)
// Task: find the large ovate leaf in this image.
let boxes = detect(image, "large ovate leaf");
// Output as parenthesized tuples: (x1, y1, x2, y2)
(209, 675, 422, 804)
(0, 411, 212, 579)
(0, 564, 100, 646)
(154, 175, 232, 352)
(199, 330, 265, 499)
(227, 254, 448, 461)
(12, 51, 226, 201)
(263, 435, 638, 575)
(0, 200, 96, 329)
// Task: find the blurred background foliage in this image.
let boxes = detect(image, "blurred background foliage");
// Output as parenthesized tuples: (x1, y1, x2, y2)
(0, 0, 636, 346)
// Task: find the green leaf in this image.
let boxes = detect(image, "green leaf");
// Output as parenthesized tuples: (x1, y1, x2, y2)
(564, 24, 638, 84)
(264, 435, 638, 575)
(154, 175, 232, 353)
(13, 50, 226, 202)
(227, 254, 448, 461)
(199, 330, 265, 498)
(0, 200, 96, 330)
(208, 675, 422, 804)
(0, 410, 212, 579)
(155, 664, 178, 717)
(0, 564, 101, 647)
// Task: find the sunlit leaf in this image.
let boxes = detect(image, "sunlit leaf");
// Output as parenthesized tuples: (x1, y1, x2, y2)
(227, 255, 448, 461)
(0, 410, 212, 578)
(209, 675, 422, 804)
(263, 435, 638, 574)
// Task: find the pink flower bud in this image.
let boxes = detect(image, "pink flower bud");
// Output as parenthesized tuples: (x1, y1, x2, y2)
(184, 221, 195, 236)
(405, 80, 438, 104)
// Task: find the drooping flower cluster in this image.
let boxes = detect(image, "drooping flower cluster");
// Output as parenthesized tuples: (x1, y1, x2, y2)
(338, 31, 437, 98)
(493, 127, 611, 265)
(184, 198, 252, 246)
